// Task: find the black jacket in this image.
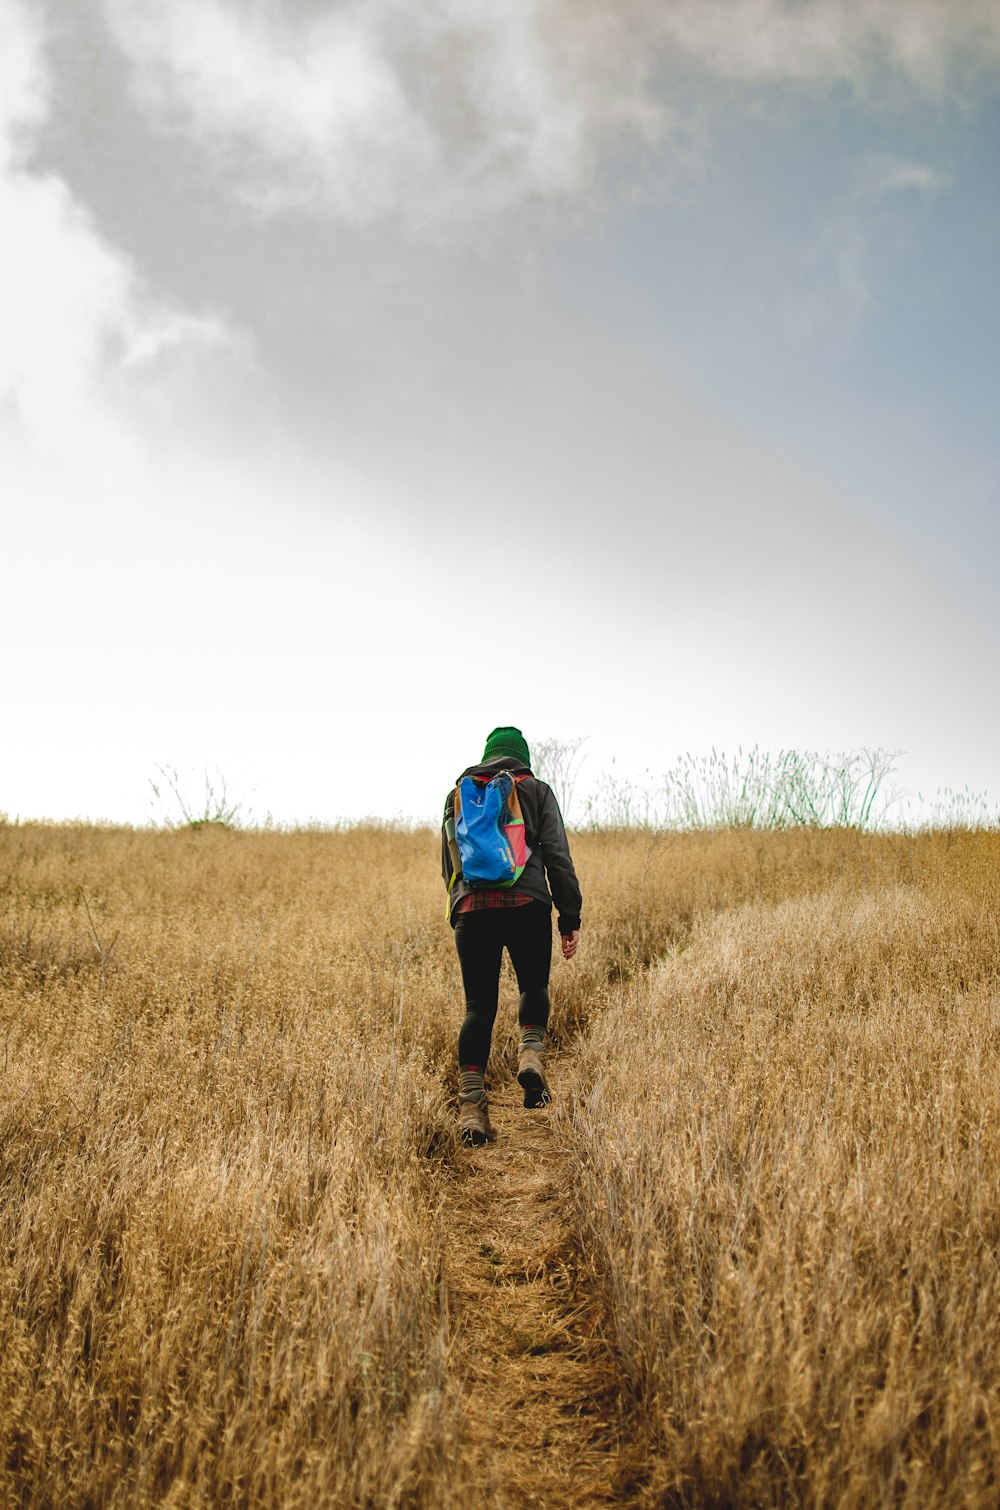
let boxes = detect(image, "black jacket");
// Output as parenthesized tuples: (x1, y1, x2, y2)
(441, 756, 583, 933)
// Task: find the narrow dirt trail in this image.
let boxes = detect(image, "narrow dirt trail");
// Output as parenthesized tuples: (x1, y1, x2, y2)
(439, 1067, 631, 1508)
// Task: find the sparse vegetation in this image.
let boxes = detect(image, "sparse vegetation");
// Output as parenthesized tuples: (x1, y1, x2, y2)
(532, 735, 589, 824)
(148, 762, 253, 830)
(584, 745, 904, 831)
(1, 817, 998, 1506)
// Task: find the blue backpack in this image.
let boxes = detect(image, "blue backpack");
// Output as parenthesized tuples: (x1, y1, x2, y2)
(445, 771, 530, 907)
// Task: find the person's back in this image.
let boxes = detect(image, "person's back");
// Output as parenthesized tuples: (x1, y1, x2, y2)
(441, 726, 582, 1145)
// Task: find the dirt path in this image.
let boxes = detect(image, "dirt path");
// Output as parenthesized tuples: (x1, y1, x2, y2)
(439, 1066, 631, 1508)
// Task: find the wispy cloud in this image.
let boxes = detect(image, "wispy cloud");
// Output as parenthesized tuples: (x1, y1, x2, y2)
(782, 218, 873, 346)
(863, 158, 947, 199)
(644, 0, 1000, 89)
(96, 0, 1000, 237)
(781, 150, 947, 346)
(97, 0, 668, 230)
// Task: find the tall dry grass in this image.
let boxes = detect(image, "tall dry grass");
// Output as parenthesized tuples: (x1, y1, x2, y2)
(2, 819, 998, 1506)
(0, 824, 464, 1508)
(566, 828, 1000, 1506)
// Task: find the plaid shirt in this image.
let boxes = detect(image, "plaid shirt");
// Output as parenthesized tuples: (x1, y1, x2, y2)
(455, 889, 534, 914)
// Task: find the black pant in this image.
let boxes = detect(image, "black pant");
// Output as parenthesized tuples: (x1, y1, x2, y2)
(454, 902, 552, 1071)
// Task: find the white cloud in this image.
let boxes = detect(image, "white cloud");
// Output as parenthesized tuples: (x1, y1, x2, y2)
(96, 0, 1000, 235)
(0, 0, 48, 161)
(0, 0, 231, 460)
(864, 158, 946, 198)
(97, 0, 670, 228)
(0, 166, 228, 456)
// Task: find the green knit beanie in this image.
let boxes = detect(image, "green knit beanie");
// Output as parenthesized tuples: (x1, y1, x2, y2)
(482, 726, 531, 766)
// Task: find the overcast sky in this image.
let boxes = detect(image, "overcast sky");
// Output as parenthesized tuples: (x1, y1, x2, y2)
(2, 0, 998, 825)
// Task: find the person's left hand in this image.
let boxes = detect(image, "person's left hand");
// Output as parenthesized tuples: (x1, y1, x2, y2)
(560, 929, 580, 960)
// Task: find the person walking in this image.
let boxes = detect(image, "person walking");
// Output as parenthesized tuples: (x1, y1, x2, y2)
(442, 726, 582, 1146)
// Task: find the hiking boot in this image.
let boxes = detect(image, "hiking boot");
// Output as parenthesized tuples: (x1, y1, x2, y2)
(458, 1096, 497, 1146)
(517, 1045, 551, 1109)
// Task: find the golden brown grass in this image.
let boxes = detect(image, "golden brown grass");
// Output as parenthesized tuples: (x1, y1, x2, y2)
(567, 828, 1000, 1506)
(1, 820, 998, 1506)
(1, 825, 460, 1508)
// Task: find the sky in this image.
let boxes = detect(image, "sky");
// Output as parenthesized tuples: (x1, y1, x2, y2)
(2, 0, 998, 826)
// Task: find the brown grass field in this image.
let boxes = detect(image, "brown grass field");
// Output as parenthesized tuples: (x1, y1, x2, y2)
(1, 820, 998, 1507)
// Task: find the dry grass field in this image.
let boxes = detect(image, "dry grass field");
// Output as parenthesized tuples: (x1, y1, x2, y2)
(1, 818, 997, 1507)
